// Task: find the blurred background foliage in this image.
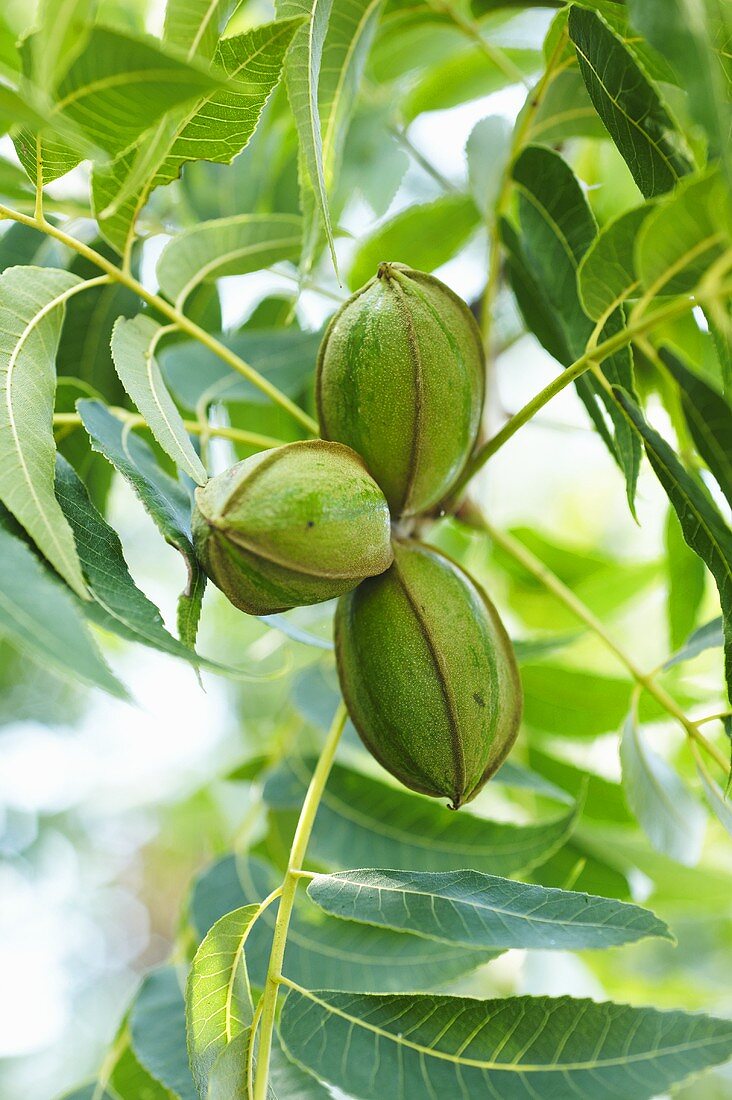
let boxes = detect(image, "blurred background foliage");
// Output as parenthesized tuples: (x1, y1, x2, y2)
(0, 0, 730, 1097)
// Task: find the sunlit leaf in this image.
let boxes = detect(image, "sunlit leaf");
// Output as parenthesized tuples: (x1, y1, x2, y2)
(279, 987, 732, 1099)
(403, 42, 540, 120)
(662, 347, 732, 505)
(466, 115, 512, 216)
(31, 0, 93, 93)
(0, 265, 87, 596)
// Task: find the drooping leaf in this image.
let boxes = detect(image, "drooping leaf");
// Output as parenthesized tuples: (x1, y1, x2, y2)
(661, 347, 732, 505)
(506, 145, 641, 511)
(186, 905, 257, 1096)
(93, 17, 301, 254)
(163, 0, 238, 61)
(577, 202, 655, 320)
(567, 5, 694, 198)
(665, 617, 724, 669)
(204, 1029, 251, 1100)
(620, 709, 707, 864)
(54, 454, 198, 662)
(279, 987, 732, 1100)
(156, 213, 302, 306)
(0, 508, 127, 698)
(402, 42, 540, 120)
(263, 759, 579, 875)
(696, 755, 732, 838)
(111, 315, 207, 485)
(466, 115, 512, 216)
(190, 855, 488, 992)
(665, 506, 706, 652)
(613, 387, 732, 698)
(129, 967, 197, 1100)
(0, 265, 87, 597)
(347, 194, 480, 290)
(77, 399, 206, 649)
(307, 867, 671, 949)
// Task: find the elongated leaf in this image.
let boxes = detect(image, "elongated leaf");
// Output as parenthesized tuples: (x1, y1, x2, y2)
(156, 213, 301, 306)
(205, 1029, 251, 1100)
(635, 170, 731, 297)
(567, 5, 693, 198)
(279, 988, 732, 1099)
(54, 455, 198, 661)
(0, 509, 127, 698)
(263, 759, 579, 875)
(697, 755, 732, 838)
(50, 26, 220, 156)
(277, 0, 338, 272)
(308, 867, 671, 949)
(665, 617, 724, 669)
(129, 967, 197, 1100)
(77, 399, 206, 649)
(186, 905, 257, 1096)
(111, 315, 207, 485)
(578, 202, 655, 320)
(32, 0, 93, 92)
(93, 17, 301, 254)
(662, 347, 732, 505)
(507, 145, 640, 510)
(665, 506, 705, 652)
(164, 0, 238, 60)
(109, 1039, 172, 1100)
(629, 0, 732, 186)
(0, 265, 87, 596)
(620, 710, 707, 864)
(613, 387, 732, 698)
(347, 194, 480, 290)
(466, 115, 512, 216)
(191, 855, 488, 992)
(403, 43, 540, 121)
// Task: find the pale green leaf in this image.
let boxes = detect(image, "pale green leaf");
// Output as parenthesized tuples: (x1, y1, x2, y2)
(568, 5, 694, 198)
(191, 855, 490, 992)
(466, 115, 512, 216)
(620, 709, 706, 864)
(308, 868, 671, 949)
(348, 194, 480, 290)
(205, 1029, 251, 1100)
(263, 759, 579, 875)
(77, 399, 206, 649)
(111, 314, 207, 485)
(665, 617, 724, 670)
(13, 128, 83, 187)
(186, 905, 257, 1096)
(665, 506, 706, 652)
(156, 213, 302, 306)
(129, 967, 197, 1100)
(277, 0, 339, 273)
(697, 757, 732, 838)
(93, 17, 301, 254)
(662, 347, 732, 505)
(0, 265, 87, 596)
(279, 987, 732, 1099)
(164, 0, 238, 61)
(32, 0, 93, 92)
(0, 508, 127, 698)
(577, 202, 655, 320)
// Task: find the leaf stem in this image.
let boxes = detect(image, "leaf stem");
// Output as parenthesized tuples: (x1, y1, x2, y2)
(252, 701, 348, 1100)
(453, 279, 732, 497)
(0, 202, 319, 435)
(471, 513, 729, 773)
(52, 410, 284, 451)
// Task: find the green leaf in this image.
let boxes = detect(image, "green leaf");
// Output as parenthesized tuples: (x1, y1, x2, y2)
(620, 709, 707, 864)
(77, 399, 206, 649)
(129, 967, 197, 1100)
(263, 759, 579, 875)
(269, 1039, 332, 1098)
(567, 5, 694, 198)
(629, 0, 732, 187)
(466, 115, 512, 217)
(156, 213, 302, 306)
(635, 170, 731, 297)
(0, 265, 87, 597)
(662, 347, 732, 505)
(613, 386, 732, 699)
(348, 194, 480, 290)
(0, 508, 127, 698)
(110, 1040, 173, 1100)
(204, 1029, 251, 1100)
(163, 0, 238, 61)
(160, 328, 320, 411)
(186, 905, 257, 1096)
(31, 0, 93, 93)
(191, 855, 488, 992)
(525, 67, 606, 144)
(696, 757, 732, 838)
(577, 202, 655, 320)
(277, 0, 339, 274)
(403, 43, 540, 120)
(665, 507, 706, 652)
(665, 617, 724, 669)
(507, 146, 641, 511)
(111, 315, 207, 485)
(93, 17, 301, 254)
(308, 867, 671, 949)
(50, 26, 220, 157)
(54, 454, 198, 662)
(279, 988, 732, 1099)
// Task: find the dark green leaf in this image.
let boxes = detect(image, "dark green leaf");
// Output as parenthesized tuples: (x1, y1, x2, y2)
(665, 507, 706, 652)
(568, 5, 694, 197)
(129, 967, 197, 1100)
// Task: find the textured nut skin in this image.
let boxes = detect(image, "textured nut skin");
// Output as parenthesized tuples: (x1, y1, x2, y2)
(193, 440, 393, 615)
(335, 540, 522, 808)
(316, 262, 485, 517)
